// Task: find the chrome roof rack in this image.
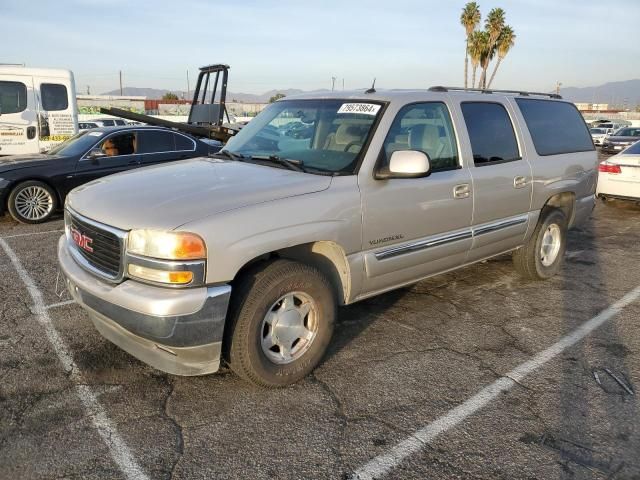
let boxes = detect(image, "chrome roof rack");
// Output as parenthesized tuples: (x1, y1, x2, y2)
(428, 86, 562, 99)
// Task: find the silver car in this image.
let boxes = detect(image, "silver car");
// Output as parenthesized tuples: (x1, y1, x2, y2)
(58, 87, 598, 387)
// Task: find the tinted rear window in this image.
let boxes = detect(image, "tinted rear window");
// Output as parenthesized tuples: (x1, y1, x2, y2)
(41, 83, 69, 111)
(460, 102, 520, 166)
(624, 141, 640, 155)
(175, 133, 195, 151)
(138, 130, 175, 153)
(0, 81, 27, 114)
(515, 99, 593, 156)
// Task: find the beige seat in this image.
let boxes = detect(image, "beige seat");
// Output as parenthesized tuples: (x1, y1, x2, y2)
(408, 124, 453, 169)
(324, 124, 363, 152)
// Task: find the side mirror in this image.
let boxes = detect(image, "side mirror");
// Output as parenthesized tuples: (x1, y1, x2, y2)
(87, 148, 106, 161)
(377, 150, 431, 179)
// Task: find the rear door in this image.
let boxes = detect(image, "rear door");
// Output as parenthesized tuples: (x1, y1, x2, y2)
(0, 75, 38, 155)
(137, 129, 197, 165)
(34, 76, 78, 152)
(455, 100, 533, 262)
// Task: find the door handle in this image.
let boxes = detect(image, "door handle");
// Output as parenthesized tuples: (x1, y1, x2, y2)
(453, 183, 471, 199)
(513, 176, 527, 189)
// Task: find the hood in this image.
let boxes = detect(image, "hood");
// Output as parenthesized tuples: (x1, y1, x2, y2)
(0, 153, 62, 171)
(67, 157, 332, 231)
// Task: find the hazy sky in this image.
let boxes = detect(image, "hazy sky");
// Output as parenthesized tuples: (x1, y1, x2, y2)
(2, 0, 638, 95)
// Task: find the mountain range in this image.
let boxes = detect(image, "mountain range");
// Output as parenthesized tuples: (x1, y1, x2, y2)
(102, 79, 640, 106)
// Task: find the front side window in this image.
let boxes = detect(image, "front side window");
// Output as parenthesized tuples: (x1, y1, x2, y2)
(515, 99, 593, 156)
(223, 99, 383, 174)
(41, 83, 68, 111)
(461, 102, 520, 166)
(175, 133, 195, 151)
(0, 81, 27, 114)
(99, 133, 136, 157)
(616, 128, 640, 137)
(381, 102, 458, 172)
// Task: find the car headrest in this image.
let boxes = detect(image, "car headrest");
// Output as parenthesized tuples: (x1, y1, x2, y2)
(408, 124, 440, 151)
(335, 124, 362, 144)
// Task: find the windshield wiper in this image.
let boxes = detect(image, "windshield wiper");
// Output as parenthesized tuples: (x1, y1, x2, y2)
(250, 155, 305, 173)
(213, 149, 247, 161)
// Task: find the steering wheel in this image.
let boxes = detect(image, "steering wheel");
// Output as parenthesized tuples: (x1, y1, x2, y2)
(343, 141, 362, 152)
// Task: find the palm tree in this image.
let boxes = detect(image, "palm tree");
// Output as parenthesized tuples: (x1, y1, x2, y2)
(467, 30, 486, 88)
(479, 7, 505, 88)
(460, 2, 481, 88)
(487, 26, 515, 89)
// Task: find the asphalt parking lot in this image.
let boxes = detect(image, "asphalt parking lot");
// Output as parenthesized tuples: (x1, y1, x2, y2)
(1, 197, 640, 480)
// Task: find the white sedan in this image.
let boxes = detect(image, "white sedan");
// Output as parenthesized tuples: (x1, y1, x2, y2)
(597, 140, 640, 202)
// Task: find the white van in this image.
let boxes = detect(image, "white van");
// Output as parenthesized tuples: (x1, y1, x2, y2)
(0, 67, 78, 155)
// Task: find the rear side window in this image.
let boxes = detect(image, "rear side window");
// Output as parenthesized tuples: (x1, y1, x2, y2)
(138, 130, 176, 153)
(0, 81, 27, 114)
(461, 102, 520, 166)
(175, 133, 195, 151)
(515, 99, 594, 156)
(41, 83, 69, 111)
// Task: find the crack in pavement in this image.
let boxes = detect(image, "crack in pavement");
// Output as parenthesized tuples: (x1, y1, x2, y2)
(159, 375, 184, 480)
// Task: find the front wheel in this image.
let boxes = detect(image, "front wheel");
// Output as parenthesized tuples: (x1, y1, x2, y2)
(513, 208, 567, 280)
(225, 259, 336, 387)
(7, 181, 57, 224)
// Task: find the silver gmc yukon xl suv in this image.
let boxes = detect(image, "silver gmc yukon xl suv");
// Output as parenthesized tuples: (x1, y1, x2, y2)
(58, 87, 598, 387)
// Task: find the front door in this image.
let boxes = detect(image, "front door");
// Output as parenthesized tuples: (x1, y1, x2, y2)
(0, 75, 38, 155)
(34, 76, 78, 153)
(69, 131, 140, 191)
(359, 101, 474, 296)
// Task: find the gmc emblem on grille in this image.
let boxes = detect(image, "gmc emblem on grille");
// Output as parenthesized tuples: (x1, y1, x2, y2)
(70, 226, 94, 253)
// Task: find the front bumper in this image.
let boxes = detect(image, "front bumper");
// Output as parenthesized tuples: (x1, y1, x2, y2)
(58, 235, 231, 375)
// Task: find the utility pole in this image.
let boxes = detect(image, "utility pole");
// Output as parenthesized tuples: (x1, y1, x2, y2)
(331, 76, 336, 91)
(86, 85, 90, 95)
(342, 78, 345, 91)
(186, 70, 190, 99)
(555, 81, 562, 96)
(119, 70, 123, 96)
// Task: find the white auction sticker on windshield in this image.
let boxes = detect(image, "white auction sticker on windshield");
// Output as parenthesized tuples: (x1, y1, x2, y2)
(88, 131, 103, 137)
(337, 103, 381, 115)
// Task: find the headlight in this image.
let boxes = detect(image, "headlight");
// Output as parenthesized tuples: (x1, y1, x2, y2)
(127, 230, 206, 260)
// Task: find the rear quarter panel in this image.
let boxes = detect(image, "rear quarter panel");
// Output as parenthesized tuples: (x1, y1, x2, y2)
(506, 98, 598, 226)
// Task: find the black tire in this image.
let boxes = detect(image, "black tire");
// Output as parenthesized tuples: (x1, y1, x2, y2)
(7, 180, 57, 224)
(513, 208, 567, 280)
(225, 259, 336, 388)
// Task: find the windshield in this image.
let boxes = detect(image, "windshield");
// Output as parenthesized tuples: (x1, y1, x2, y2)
(615, 128, 640, 137)
(590, 128, 605, 134)
(222, 99, 383, 174)
(47, 130, 101, 156)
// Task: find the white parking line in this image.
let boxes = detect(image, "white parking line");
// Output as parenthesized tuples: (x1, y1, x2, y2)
(352, 285, 640, 480)
(0, 238, 149, 480)
(0, 229, 64, 239)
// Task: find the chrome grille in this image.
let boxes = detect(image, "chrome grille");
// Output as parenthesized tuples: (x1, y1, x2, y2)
(65, 209, 126, 281)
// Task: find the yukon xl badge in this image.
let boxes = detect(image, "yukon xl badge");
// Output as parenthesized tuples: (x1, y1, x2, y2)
(70, 226, 94, 253)
(369, 234, 404, 246)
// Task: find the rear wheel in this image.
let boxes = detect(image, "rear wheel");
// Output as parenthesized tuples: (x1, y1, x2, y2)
(225, 259, 336, 387)
(513, 208, 567, 280)
(7, 181, 57, 224)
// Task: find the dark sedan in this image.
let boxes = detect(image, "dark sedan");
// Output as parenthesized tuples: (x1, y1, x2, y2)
(601, 127, 640, 154)
(0, 126, 221, 223)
